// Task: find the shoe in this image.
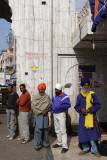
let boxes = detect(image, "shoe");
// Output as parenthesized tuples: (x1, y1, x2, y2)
(94, 152, 101, 158)
(6, 135, 10, 138)
(52, 144, 62, 148)
(9, 137, 14, 140)
(21, 140, 28, 144)
(61, 148, 68, 153)
(17, 137, 23, 141)
(79, 150, 89, 155)
(35, 148, 40, 151)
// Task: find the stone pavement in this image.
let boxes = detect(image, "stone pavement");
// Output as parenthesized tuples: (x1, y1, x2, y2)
(0, 113, 107, 160)
(47, 134, 107, 160)
(0, 114, 48, 160)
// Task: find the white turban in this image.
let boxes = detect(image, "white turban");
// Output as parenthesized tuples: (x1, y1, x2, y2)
(55, 83, 62, 90)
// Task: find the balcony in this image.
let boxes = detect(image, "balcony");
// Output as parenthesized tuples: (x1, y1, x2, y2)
(73, 0, 107, 49)
(5, 69, 14, 75)
(6, 63, 15, 67)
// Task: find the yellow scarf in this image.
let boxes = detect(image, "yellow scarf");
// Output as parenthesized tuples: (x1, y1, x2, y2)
(81, 91, 95, 129)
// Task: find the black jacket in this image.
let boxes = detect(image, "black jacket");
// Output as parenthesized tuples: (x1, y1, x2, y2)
(5, 92, 19, 110)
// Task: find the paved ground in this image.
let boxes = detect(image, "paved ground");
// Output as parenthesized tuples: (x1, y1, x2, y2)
(0, 114, 48, 160)
(47, 135, 107, 160)
(0, 113, 107, 160)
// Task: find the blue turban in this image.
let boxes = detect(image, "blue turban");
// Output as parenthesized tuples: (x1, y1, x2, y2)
(81, 77, 90, 86)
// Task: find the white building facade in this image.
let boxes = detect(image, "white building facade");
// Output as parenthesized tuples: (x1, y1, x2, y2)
(7, 0, 107, 124)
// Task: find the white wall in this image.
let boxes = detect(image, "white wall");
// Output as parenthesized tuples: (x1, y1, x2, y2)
(9, 0, 53, 96)
(8, 0, 107, 124)
(8, 0, 75, 98)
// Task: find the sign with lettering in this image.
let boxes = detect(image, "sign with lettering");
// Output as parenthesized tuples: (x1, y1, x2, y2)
(79, 65, 96, 72)
(0, 72, 6, 86)
(26, 52, 48, 60)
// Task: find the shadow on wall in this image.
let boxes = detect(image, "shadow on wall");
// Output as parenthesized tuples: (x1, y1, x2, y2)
(100, 122, 107, 133)
(75, 48, 107, 124)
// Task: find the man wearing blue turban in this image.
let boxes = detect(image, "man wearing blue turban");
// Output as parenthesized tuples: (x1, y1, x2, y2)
(75, 77, 101, 158)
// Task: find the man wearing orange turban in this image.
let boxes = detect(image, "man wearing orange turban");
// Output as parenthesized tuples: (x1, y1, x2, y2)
(32, 83, 52, 151)
(37, 83, 46, 91)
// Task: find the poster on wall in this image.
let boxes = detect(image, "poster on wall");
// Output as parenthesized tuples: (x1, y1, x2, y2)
(78, 65, 106, 92)
(92, 73, 106, 88)
(0, 72, 6, 86)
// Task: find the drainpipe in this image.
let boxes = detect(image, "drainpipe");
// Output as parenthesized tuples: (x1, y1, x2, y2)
(51, 0, 53, 98)
(50, 0, 54, 132)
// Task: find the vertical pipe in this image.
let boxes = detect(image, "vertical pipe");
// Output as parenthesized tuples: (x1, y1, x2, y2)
(51, 0, 53, 98)
(50, 0, 54, 131)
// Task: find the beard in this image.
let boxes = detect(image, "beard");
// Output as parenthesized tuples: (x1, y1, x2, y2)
(55, 91, 62, 96)
(39, 91, 45, 96)
(81, 86, 90, 93)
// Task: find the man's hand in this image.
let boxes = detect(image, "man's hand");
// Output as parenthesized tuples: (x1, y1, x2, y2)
(81, 108, 90, 115)
(41, 110, 48, 115)
(85, 109, 90, 114)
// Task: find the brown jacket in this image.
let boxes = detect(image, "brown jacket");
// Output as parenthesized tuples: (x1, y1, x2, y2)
(17, 90, 31, 112)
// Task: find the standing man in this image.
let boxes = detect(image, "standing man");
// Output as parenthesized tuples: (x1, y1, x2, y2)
(17, 84, 31, 144)
(32, 83, 52, 151)
(6, 84, 19, 140)
(52, 83, 71, 153)
(75, 77, 101, 158)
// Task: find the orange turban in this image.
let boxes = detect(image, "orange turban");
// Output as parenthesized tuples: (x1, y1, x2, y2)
(37, 83, 46, 91)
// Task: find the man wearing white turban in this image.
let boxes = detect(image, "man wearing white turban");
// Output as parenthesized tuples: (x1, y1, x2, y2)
(52, 83, 71, 153)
